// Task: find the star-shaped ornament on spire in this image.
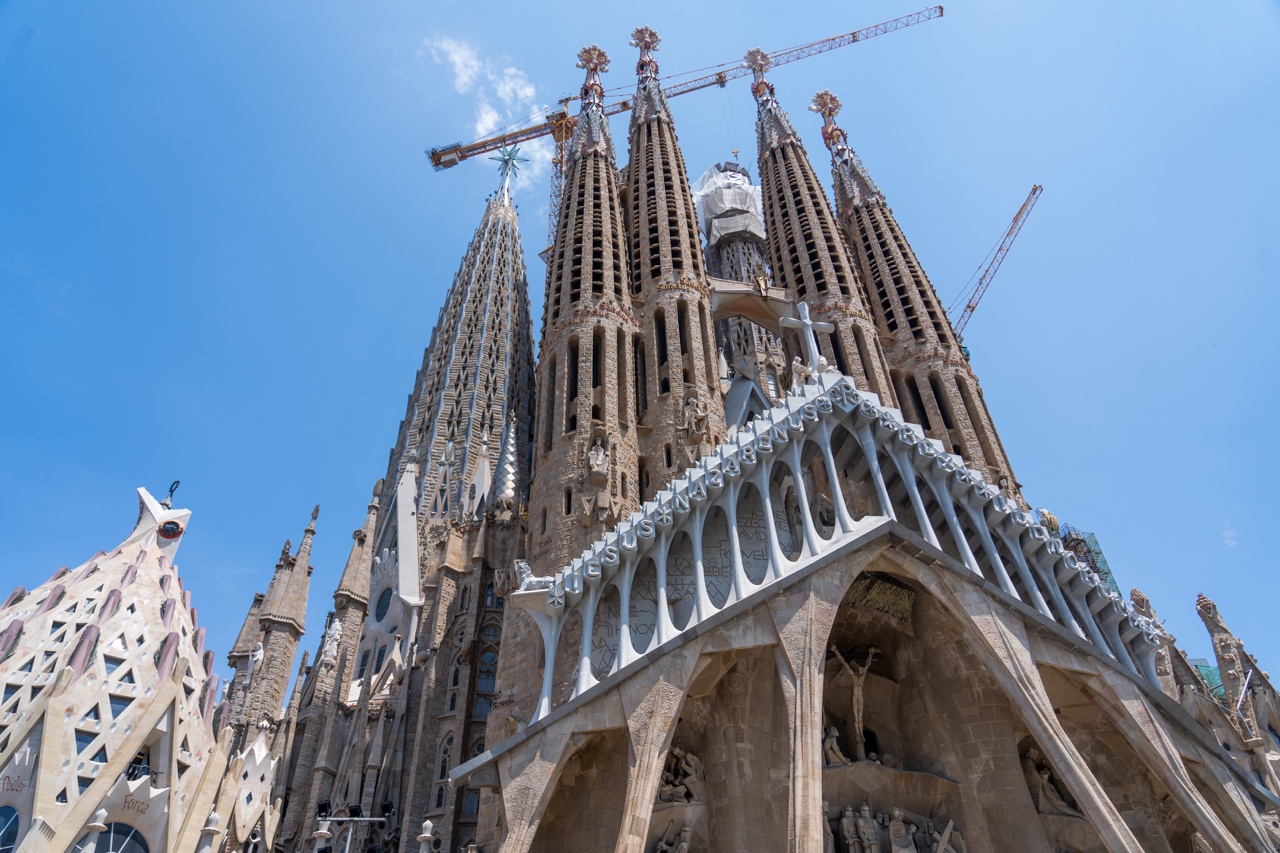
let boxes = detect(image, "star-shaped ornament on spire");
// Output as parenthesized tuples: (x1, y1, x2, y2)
(490, 145, 527, 191)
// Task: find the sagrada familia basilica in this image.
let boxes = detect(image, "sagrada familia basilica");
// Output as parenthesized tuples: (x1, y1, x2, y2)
(4, 26, 1280, 853)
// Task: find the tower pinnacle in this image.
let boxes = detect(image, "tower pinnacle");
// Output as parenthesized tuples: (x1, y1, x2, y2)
(570, 45, 614, 161)
(631, 26, 660, 82)
(630, 26, 671, 127)
(810, 89, 881, 210)
(745, 48, 798, 149)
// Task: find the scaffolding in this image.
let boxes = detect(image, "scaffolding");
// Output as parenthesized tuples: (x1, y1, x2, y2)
(1187, 657, 1227, 701)
(1058, 523, 1121, 598)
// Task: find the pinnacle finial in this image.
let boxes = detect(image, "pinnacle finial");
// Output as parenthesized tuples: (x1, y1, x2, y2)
(490, 145, 527, 193)
(810, 89, 842, 120)
(744, 47, 772, 75)
(810, 90, 849, 155)
(576, 45, 610, 118)
(632, 27, 660, 83)
(309, 504, 320, 527)
(745, 48, 777, 106)
(630, 26, 660, 52)
(576, 45, 610, 73)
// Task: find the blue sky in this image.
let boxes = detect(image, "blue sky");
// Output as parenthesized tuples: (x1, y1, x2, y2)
(3, 1, 1278, 688)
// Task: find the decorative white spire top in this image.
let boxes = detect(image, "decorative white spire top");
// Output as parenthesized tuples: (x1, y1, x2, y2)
(631, 26, 661, 82)
(810, 88, 882, 208)
(571, 46, 615, 160)
(629, 26, 671, 128)
(577, 44, 611, 107)
(745, 47, 798, 151)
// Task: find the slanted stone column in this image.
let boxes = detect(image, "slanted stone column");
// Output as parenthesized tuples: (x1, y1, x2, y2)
(1089, 668, 1251, 852)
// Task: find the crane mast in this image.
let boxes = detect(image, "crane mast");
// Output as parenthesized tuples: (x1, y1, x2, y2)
(425, 7, 945, 250)
(951, 184, 1043, 340)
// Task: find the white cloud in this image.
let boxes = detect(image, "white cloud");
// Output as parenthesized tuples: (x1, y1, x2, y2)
(473, 95, 502, 138)
(495, 66, 536, 108)
(427, 37, 482, 94)
(1222, 526, 1237, 547)
(423, 37, 552, 198)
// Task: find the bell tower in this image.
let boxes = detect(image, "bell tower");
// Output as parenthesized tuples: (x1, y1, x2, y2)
(623, 26, 727, 490)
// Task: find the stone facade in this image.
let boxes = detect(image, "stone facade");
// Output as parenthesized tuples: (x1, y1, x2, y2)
(5, 27, 1280, 853)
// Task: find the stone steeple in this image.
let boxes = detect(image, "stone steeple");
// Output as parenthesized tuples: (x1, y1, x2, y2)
(745, 52, 896, 405)
(529, 44, 640, 572)
(379, 164, 536, 544)
(813, 89, 1021, 497)
(232, 507, 317, 743)
(624, 26, 726, 490)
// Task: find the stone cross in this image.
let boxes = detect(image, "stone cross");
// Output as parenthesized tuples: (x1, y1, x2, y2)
(780, 302, 834, 372)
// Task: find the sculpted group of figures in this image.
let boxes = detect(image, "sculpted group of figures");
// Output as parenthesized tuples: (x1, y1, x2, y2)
(656, 744, 706, 804)
(822, 801, 961, 853)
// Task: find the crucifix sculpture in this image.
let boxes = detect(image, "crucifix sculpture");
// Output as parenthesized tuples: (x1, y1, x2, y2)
(780, 301, 834, 374)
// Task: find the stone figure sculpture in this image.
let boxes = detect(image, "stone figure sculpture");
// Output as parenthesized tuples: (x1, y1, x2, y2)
(587, 438, 609, 486)
(822, 800, 836, 853)
(831, 644, 880, 759)
(657, 745, 704, 803)
(840, 806, 859, 852)
(247, 641, 264, 678)
(321, 619, 342, 665)
(514, 560, 554, 592)
(856, 803, 882, 853)
(823, 726, 852, 767)
(672, 745, 705, 802)
(791, 355, 814, 387)
(887, 808, 915, 850)
(1021, 746, 1083, 818)
(654, 824, 692, 853)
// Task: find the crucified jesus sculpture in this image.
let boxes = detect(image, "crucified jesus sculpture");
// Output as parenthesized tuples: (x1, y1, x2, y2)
(830, 644, 880, 760)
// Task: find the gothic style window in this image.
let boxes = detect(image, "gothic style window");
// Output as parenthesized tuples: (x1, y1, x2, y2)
(463, 790, 480, 816)
(435, 787, 445, 809)
(0, 806, 19, 853)
(438, 736, 453, 780)
(357, 650, 370, 679)
(73, 824, 149, 853)
(375, 646, 387, 673)
(484, 584, 497, 609)
(375, 588, 394, 622)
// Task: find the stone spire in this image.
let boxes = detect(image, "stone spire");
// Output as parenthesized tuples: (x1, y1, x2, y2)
(628, 26, 670, 128)
(236, 507, 318, 740)
(625, 26, 726, 489)
(259, 506, 317, 635)
(746, 53, 897, 405)
(530, 44, 639, 568)
(335, 486, 379, 611)
(812, 89, 1021, 497)
(380, 157, 536, 537)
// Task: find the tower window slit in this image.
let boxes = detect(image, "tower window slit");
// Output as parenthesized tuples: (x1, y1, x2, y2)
(904, 376, 932, 432)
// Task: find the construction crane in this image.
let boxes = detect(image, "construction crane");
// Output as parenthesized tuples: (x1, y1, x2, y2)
(426, 6, 945, 250)
(949, 184, 1043, 342)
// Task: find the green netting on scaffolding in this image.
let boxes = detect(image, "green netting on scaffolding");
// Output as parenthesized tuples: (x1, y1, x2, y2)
(1058, 524, 1121, 598)
(1194, 663, 1226, 700)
